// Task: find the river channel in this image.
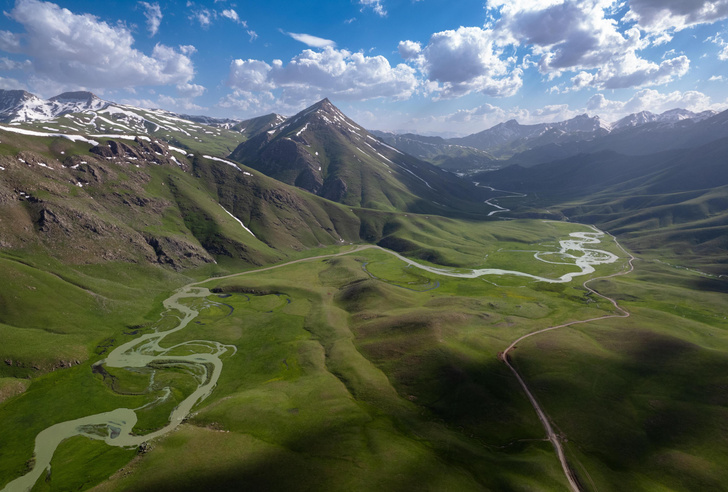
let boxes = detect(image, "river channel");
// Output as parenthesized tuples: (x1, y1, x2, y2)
(2, 224, 620, 491)
(2, 286, 236, 492)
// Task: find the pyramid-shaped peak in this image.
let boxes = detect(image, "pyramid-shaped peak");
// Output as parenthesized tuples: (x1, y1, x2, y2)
(309, 97, 337, 113)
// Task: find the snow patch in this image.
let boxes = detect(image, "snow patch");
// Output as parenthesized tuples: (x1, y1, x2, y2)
(0, 125, 100, 146)
(220, 206, 256, 238)
(204, 155, 240, 170)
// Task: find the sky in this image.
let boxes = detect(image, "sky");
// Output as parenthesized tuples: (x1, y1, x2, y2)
(0, 0, 727, 136)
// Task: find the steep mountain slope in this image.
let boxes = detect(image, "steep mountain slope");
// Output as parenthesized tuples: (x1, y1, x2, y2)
(376, 108, 724, 170)
(230, 112, 286, 139)
(611, 108, 716, 130)
(370, 130, 497, 172)
(449, 114, 609, 157)
(0, 89, 245, 157)
(477, 137, 728, 273)
(229, 99, 488, 214)
(0, 90, 106, 123)
(504, 108, 728, 167)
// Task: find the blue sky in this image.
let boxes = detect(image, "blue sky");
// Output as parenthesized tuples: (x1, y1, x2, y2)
(0, 0, 727, 135)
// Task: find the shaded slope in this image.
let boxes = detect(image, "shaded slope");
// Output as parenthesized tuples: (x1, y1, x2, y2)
(229, 99, 488, 214)
(478, 137, 728, 273)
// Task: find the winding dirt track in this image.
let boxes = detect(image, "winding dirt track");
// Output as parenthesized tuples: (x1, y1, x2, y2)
(199, 233, 636, 491)
(499, 232, 635, 491)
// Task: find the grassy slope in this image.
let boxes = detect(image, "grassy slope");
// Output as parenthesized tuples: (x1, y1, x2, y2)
(511, 261, 728, 491)
(89, 225, 618, 492)
(1, 124, 727, 492)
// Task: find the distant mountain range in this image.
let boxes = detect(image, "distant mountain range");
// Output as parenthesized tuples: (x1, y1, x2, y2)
(374, 108, 725, 172)
(474, 130, 728, 274)
(3, 89, 725, 174)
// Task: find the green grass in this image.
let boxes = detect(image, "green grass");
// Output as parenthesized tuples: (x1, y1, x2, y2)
(70, 222, 628, 491)
(0, 207, 726, 492)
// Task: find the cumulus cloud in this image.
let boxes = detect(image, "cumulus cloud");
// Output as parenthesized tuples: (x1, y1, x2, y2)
(177, 82, 206, 98)
(485, 0, 690, 91)
(139, 2, 162, 36)
(226, 46, 418, 110)
(359, 0, 386, 17)
(625, 0, 728, 32)
(3, 0, 194, 92)
(586, 89, 726, 121)
(401, 27, 522, 98)
(283, 31, 336, 48)
(397, 40, 421, 60)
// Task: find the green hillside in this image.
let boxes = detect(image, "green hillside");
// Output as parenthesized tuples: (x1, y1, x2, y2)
(478, 138, 728, 275)
(230, 99, 490, 215)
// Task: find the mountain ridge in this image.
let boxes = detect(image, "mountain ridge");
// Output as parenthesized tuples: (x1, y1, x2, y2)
(229, 98, 489, 214)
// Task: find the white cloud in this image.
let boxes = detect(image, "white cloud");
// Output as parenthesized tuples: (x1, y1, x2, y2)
(218, 89, 275, 114)
(360, 0, 387, 17)
(191, 8, 213, 28)
(446, 103, 506, 123)
(486, 0, 690, 91)
(587, 89, 727, 121)
(177, 82, 206, 98)
(708, 33, 728, 60)
(158, 94, 205, 111)
(403, 27, 522, 98)
(221, 9, 241, 23)
(139, 2, 162, 37)
(283, 31, 337, 48)
(398, 40, 421, 60)
(228, 59, 276, 92)
(625, 0, 728, 32)
(247, 30, 258, 42)
(0, 57, 31, 71)
(398, 88, 727, 136)
(0, 76, 26, 90)
(709, 75, 726, 81)
(0, 30, 22, 52)
(4, 0, 194, 93)
(226, 46, 418, 110)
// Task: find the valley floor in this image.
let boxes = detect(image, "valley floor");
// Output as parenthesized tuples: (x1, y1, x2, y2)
(1, 220, 727, 492)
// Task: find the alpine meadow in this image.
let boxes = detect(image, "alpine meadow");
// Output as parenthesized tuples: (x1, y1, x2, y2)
(1, 1, 728, 491)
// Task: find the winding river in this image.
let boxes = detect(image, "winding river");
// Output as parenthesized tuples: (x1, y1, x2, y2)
(2, 286, 236, 492)
(2, 224, 623, 492)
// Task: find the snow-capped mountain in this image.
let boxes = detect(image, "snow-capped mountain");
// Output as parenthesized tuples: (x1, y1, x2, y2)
(449, 113, 610, 157)
(0, 90, 110, 123)
(611, 108, 717, 131)
(0, 89, 249, 157)
(229, 98, 482, 209)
